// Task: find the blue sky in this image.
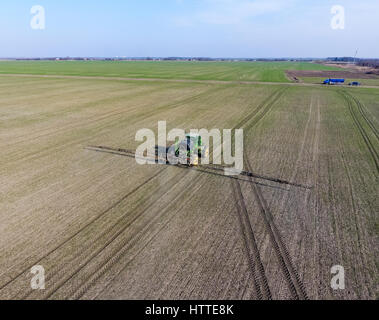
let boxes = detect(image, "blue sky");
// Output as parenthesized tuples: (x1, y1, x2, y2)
(0, 0, 378, 58)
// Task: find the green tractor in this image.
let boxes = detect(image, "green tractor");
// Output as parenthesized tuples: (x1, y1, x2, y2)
(173, 133, 209, 166)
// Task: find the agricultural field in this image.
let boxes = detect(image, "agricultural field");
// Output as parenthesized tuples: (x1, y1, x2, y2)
(0, 61, 340, 83)
(0, 62, 377, 300)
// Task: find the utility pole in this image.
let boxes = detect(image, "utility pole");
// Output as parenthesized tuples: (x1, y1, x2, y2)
(353, 49, 359, 64)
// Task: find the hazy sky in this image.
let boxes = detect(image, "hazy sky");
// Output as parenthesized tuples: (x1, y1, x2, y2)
(1, 0, 378, 58)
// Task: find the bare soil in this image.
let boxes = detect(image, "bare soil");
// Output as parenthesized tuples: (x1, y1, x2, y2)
(0, 75, 377, 300)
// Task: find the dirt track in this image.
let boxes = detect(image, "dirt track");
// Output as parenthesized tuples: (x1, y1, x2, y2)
(1, 73, 379, 88)
(0, 75, 377, 300)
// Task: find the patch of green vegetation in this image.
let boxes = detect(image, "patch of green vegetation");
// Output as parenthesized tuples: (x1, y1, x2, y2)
(0, 60, 340, 83)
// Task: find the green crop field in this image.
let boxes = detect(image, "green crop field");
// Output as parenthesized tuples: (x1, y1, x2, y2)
(0, 60, 340, 83)
(0, 62, 377, 300)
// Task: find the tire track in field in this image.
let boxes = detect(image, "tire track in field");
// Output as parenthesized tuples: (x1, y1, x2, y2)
(243, 89, 287, 133)
(273, 94, 318, 297)
(245, 159, 308, 300)
(339, 90, 379, 173)
(25, 144, 216, 299)
(347, 92, 379, 141)
(335, 132, 367, 298)
(283, 95, 314, 189)
(242, 89, 308, 296)
(42, 135, 224, 299)
(273, 95, 315, 262)
(322, 91, 375, 298)
(333, 98, 373, 298)
(229, 88, 286, 299)
(0, 85, 227, 173)
(233, 86, 308, 299)
(0, 167, 166, 293)
(8, 81, 220, 145)
(311, 98, 324, 299)
(2, 87, 223, 156)
(233, 88, 286, 130)
(66, 172, 204, 300)
(3, 84, 170, 147)
(19, 168, 187, 300)
(90, 174, 215, 300)
(89, 148, 231, 300)
(232, 179, 272, 300)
